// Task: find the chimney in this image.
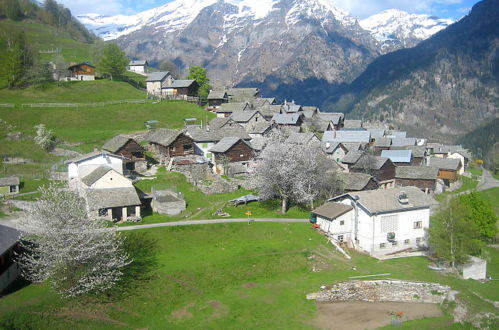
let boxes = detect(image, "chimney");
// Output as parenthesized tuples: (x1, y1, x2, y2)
(326, 142, 331, 149)
(398, 192, 409, 205)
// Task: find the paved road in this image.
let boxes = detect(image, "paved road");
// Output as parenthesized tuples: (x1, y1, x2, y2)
(477, 169, 499, 191)
(116, 218, 309, 231)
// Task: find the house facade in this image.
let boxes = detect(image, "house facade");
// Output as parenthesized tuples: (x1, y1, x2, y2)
(102, 135, 147, 171)
(147, 129, 195, 163)
(128, 60, 148, 74)
(312, 187, 437, 257)
(209, 137, 255, 174)
(65, 62, 95, 81)
(146, 71, 174, 96)
(0, 224, 20, 293)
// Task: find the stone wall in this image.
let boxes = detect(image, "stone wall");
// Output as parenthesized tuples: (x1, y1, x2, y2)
(307, 280, 450, 304)
(171, 163, 213, 183)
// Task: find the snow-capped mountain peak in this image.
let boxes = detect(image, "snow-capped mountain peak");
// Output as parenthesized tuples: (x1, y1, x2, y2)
(360, 9, 454, 51)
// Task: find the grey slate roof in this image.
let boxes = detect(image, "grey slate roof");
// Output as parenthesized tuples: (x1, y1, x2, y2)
(146, 71, 169, 82)
(0, 224, 19, 256)
(216, 102, 249, 114)
(322, 141, 342, 154)
(248, 121, 272, 135)
(322, 130, 371, 143)
(147, 128, 183, 147)
(0, 176, 20, 186)
(209, 137, 251, 153)
(285, 132, 318, 145)
(396, 166, 438, 180)
(227, 88, 259, 101)
(167, 79, 197, 88)
(271, 113, 302, 125)
(81, 166, 113, 187)
(187, 126, 251, 142)
(351, 156, 391, 170)
(338, 172, 377, 191)
(428, 157, 461, 171)
(129, 60, 147, 66)
(207, 90, 227, 100)
(230, 110, 260, 122)
(330, 186, 437, 215)
(391, 145, 426, 158)
(390, 137, 417, 146)
(312, 202, 353, 220)
(381, 150, 412, 163)
(341, 150, 364, 164)
(85, 187, 141, 210)
(317, 113, 343, 125)
(252, 98, 274, 108)
(343, 120, 363, 129)
(282, 103, 302, 113)
(385, 131, 407, 138)
(209, 117, 237, 130)
(341, 142, 363, 152)
(66, 150, 120, 164)
(373, 137, 392, 148)
(102, 134, 133, 153)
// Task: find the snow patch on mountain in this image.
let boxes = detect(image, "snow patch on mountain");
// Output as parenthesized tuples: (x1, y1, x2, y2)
(360, 9, 453, 49)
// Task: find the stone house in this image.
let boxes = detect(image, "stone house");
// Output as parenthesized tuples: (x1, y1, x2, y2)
(322, 142, 348, 162)
(337, 172, 379, 192)
(226, 88, 260, 102)
(102, 135, 147, 171)
(215, 102, 251, 118)
(209, 137, 255, 174)
(317, 112, 344, 130)
(0, 177, 20, 196)
(312, 187, 437, 257)
(207, 90, 228, 108)
(395, 166, 441, 194)
(350, 156, 396, 187)
(0, 224, 20, 293)
(128, 60, 148, 74)
(146, 71, 174, 96)
(151, 190, 186, 215)
(85, 187, 141, 221)
(271, 113, 304, 127)
(230, 110, 266, 128)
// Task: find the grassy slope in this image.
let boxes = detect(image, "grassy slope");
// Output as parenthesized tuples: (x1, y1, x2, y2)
(0, 224, 497, 329)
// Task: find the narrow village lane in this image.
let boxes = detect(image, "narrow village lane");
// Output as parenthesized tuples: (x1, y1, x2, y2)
(477, 169, 499, 191)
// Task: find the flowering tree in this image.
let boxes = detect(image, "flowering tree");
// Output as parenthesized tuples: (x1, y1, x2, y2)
(251, 132, 341, 213)
(33, 124, 57, 151)
(17, 185, 130, 298)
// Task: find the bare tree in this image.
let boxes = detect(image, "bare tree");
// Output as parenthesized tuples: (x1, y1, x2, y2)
(251, 133, 341, 213)
(17, 185, 130, 298)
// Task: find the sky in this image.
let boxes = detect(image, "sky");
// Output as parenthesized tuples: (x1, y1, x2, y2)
(58, 0, 479, 19)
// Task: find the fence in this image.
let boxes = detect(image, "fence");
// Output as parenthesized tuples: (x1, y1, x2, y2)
(19, 99, 147, 108)
(149, 93, 200, 104)
(0, 103, 15, 108)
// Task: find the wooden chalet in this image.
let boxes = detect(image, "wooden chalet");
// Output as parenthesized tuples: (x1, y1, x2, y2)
(337, 172, 379, 192)
(147, 129, 195, 163)
(102, 135, 146, 171)
(350, 156, 396, 185)
(162, 79, 199, 98)
(207, 90, 229, 108)
(66, 62, 95, 81)
(209, 137, 254, 174)
(395, 166, 439, 194)
(428, 157, 462, 184)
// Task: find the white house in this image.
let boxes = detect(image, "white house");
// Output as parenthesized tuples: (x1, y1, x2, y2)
(128, 60, 148, 74)
(66, 150, 125, 187)
(312, 187, 437, 257)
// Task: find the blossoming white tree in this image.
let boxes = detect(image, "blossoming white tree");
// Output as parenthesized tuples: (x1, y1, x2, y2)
(251, 132, 341, 213)
(17, 185, 130, 298)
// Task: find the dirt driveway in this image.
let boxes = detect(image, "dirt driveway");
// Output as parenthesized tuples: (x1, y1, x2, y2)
(314, 301, 442, 330)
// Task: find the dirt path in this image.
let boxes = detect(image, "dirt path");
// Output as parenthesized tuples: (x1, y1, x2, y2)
(314, 301, 442, 330)
(477, 169, 499, 191)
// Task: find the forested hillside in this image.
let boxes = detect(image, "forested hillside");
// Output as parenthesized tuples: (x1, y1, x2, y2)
(457, 118, 499, 170)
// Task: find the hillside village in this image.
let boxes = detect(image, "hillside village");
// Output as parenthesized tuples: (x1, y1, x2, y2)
(0, 1, 498, 329)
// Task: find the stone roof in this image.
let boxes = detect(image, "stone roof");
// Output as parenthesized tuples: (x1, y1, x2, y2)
(0, 176, 20, 186)
(343, 120, 363, 129)
(216, 102, 249, 113)
(209, 117, 237, 130)
(271, 113, 302, 125)
(102, 134, 133, 153)
(338, 172, 377, 191)
(252, 98, 274, 108)
(381, 150, 412, 163)
(167, 79, 197, 88)
(385, 131, 407, 138)
(282, 103, 302, 113)
(129, 60, 147, 66)
(227, 88, 259, 101)
(373, 137, 392, 148)
(395, 166, 438, 180)
(0, 224, 19, 256)
(428, 157, 461, 171)
(146, 71, 169, 82)
(187, 126, 251, 142)
(390, 137, 416, 146)
(147, 128, 183, 147)
(330, 186, 437, 215)
(209, 137, 251, 153)
(351, 156, 391, 170)
(85, 187, 141, 210)
(312, 202, 353, 220)
(257, 104, 283, 118)
(81, 166, 113, 187)
(230, 110, 259, 122)
(317, 113, 343, 125)
(341, 150, 364, 164)
(66, 150, 121, 164)
(341, 142, 363, 152)
(248, 121, 272, 135)
(207, 90, 227, 100)
(322, 130, 371, 143)
(285, 132, 318, 145)
(390, 145, 426, 158)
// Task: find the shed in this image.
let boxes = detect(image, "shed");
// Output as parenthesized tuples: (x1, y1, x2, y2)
(151, 190, 186, 215)
(0, 176, 20, 195)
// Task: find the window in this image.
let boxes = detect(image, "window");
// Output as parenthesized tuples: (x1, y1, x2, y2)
(98, 209, 108, 217)
(183, 144, 192, 151)
(392, 241, 398, 246)
(340, 220, 344, 225)
(337, 235, 344, 242)
(379, 243, 386, 249)
(414, 221, 423, 229)
(416, 237, 422, 243)
(404, 239, 410, 244)
(127, 206, 136, 217)
(381, 214, 399, 233)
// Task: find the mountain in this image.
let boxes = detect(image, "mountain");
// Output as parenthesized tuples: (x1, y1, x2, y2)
(325, 0, 499, 140)
(359, 9, 454, 54)
(456, 118, 499, 168)
(79, 0, 380, 106)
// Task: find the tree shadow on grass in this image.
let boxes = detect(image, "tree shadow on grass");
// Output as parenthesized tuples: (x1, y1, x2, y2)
(101, 231, 159, 301)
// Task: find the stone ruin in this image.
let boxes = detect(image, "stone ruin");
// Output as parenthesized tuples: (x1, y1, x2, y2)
(151, 190, 186, 216)
(307, 280, 450, 304)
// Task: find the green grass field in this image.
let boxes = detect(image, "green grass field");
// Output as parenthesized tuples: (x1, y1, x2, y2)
(0, 224, 497, 329)
(435, 176, 479, 203)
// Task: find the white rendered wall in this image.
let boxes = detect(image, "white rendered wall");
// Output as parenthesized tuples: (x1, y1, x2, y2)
(84, 170, 133, 189)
